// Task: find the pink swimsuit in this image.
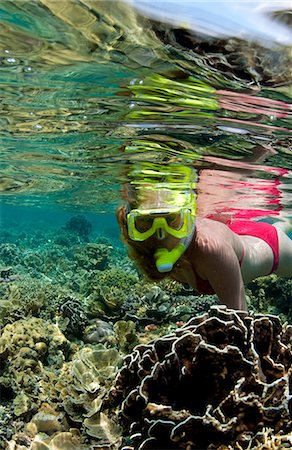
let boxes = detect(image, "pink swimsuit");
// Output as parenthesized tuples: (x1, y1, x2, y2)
(195, 220, 279, 295)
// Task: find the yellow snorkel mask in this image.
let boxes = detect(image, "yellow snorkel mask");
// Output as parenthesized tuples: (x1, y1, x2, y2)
(127, 207, 194, 241)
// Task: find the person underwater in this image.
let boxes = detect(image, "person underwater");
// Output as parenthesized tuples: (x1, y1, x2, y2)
(116, 164, 292, 311)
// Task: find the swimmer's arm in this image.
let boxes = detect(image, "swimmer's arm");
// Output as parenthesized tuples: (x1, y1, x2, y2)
(201, 245, 247, 311)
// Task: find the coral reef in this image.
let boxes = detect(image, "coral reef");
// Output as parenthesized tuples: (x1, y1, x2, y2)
(73, 242, 112, 271)
(26, 429, 83, 450)
(0, 266, 20, 283)
(1, 221, 291, 449)
(0, 318, 69, 406)
(247, 274, 292, 323)
(83, 267, 140, 319)
(0, 317, 72, 445)
(83, 318, 116, 345)
(109, 306, 292, 449)
(27, 403, 68, 436)
(63, 215, 92, 241)
(58, 294, 87, 339)
(121, 284, 218, 325)
(114, 320, 138, 353)
(59, 344, 123, 448)
(71, 345, 121, 395)
(0, 243, 22, 265)
(0, 276, 86, 332)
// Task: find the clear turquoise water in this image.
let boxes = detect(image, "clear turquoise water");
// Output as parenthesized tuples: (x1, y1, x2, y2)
(0, 0, 291, 224)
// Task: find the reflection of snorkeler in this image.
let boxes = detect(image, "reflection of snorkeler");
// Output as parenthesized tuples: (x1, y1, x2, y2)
(196, 159, 290, 221)
(126, 73, 291, 131)
(116, 165, 292, 311)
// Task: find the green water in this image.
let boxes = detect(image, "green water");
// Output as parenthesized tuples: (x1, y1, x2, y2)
(0, 0, 291, 215)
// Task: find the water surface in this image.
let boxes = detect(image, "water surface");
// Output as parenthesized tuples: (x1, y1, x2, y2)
(0, 0, 291, 218)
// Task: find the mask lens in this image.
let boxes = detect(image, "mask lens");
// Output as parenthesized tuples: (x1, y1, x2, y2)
(135, 215, 154, 232)
(166, 212, 183, 230)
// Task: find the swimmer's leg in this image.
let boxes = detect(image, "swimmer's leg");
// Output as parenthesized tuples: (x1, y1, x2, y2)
(273, 220, 292, 277)
(273, 219, 292, 238)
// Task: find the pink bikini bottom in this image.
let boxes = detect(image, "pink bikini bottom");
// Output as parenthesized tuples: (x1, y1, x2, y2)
(195, 220, 279, 295)
(228, 220, 279, 273)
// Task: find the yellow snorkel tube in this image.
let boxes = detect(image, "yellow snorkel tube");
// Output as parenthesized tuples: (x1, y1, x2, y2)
(154, 230, 194, 272)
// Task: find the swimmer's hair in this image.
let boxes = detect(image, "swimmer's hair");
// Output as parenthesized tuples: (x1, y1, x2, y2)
(119, 184, 140, 209)
(116, 206, 167, 281)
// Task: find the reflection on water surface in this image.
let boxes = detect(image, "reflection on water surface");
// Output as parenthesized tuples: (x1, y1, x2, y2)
(0, 0, 291, 218)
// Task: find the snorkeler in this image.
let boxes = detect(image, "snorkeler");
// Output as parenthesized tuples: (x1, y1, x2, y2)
(116, 166, 292, 311)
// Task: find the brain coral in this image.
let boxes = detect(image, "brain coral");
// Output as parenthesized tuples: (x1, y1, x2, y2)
(109, 306, 292, 450)
(0, 317, 69, 417)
